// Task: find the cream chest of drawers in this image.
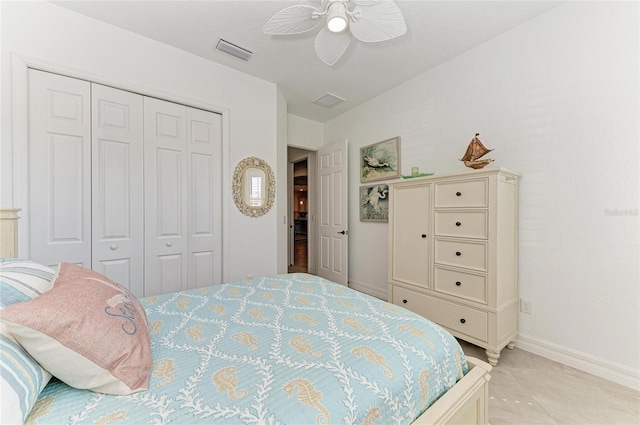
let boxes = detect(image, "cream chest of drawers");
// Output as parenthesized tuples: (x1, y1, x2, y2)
(387, 168, 519, 365)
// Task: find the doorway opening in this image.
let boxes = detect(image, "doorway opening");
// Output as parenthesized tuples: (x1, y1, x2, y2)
(289, 158, 308, 273)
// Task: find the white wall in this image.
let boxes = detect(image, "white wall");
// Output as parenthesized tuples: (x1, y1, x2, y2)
(0, 2, 280, 282)
(288, 114, 324, 149)
(324, 1, 639, 386)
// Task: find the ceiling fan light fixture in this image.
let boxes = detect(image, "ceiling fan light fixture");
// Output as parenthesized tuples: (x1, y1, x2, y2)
(326, 1, 348, 33)
(264, 0, 407, 66)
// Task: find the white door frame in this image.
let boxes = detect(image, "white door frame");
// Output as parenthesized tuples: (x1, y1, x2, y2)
(288, 153, 315, 274)
(287, 161, 294, 267)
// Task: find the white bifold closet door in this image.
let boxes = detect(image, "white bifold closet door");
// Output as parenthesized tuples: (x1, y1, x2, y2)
(185, 107, 222, 292)
(143, 97, 222, 296)
(29, 70, 144, 290)
(28, 69, 222, 297)
(28, 70, 92, 269)
(91, 83, 144, 296)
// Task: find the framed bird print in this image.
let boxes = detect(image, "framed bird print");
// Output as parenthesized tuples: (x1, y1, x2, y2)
(360, 184, 390, 222)
(360, 137, 401, 183)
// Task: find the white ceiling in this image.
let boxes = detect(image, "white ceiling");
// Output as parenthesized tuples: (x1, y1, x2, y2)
(54, 1, 561, 123)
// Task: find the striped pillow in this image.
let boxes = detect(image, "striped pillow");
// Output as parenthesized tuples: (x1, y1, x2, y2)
(0, 259, 55, 424)
(0, 259, 55, 308)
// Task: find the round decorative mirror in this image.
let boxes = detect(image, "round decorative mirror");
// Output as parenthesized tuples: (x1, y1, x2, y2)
(232, 157, 276, 218)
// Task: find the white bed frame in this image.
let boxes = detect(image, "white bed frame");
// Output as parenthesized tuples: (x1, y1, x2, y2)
(414, 357, 491, 424)
(0, 208, 491, 424)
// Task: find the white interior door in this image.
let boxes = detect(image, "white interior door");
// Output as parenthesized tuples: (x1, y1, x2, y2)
(91, 84, 144, 295)
(186, 107, 222, 289)
(144, 97, 188, 296)
(317, 141, 348, 285)
(28, 69, 91, 268)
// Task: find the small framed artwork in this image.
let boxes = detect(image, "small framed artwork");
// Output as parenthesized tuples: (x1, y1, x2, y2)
(360, 136, 401, 183)
(360, 184, 390, 222)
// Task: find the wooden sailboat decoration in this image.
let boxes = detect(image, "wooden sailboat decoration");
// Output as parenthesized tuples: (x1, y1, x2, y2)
(461, 133, 494, 169)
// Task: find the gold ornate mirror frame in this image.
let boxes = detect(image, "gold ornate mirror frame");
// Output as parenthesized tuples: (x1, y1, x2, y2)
(232, 156, 276, 218)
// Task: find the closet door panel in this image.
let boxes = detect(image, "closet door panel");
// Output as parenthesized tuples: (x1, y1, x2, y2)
(191, 153, 212, 234)
(187, 108, 222, 289)
(28, 69, 91, 268)
(192, 251, 214, 288)
(92, 84, 144, 296)
(49, 136, 84, 240)
(157, 254, 183, 295)
(157, 148, 183, 236)
(144, 97, 188, 296)
(99, 259, 132, 289)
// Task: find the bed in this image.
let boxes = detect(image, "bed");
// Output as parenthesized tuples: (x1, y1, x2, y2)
(0, 257, 490, 425)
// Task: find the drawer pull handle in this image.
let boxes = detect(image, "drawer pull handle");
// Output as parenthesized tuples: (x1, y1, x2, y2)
(455, 221, 461, 226)
(456, 251, 462, 256)
(455, 281, 462, 286)
(110, 245, 118, 250)
(456, 192, 462, 197)
(166, 242, 173, 247)
(421, 234, 427, 238)
(402, 299, 408, 304)
(460, 318, 466, 324)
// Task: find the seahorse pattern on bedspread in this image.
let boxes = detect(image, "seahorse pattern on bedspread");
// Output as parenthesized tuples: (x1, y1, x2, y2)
(28, 273, 468, 425)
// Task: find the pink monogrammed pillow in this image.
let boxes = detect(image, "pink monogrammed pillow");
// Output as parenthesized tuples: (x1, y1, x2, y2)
(0, 262, 151, 394)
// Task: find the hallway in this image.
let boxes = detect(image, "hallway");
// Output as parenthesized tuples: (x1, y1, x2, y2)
(288, 157, 309, 274)
(288, 236, 307, 273)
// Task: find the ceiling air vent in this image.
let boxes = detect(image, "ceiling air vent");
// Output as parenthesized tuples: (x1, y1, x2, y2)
(215, 39, 253, 62)
(313, 92, 345, 108)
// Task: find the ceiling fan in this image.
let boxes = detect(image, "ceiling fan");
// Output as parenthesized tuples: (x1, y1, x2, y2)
(263, 0, 407, 66)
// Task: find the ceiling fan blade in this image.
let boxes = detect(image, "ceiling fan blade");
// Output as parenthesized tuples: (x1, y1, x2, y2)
(263, 5, 322, 35)
(314, 27, 352, 66)
(350, 1, 407, 42)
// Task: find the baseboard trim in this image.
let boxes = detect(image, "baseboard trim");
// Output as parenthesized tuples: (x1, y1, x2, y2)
(348, 279, 386, 300)
(516, 334, 640, 391)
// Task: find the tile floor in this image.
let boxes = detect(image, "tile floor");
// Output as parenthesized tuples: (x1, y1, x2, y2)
(458, 340, 640, 425)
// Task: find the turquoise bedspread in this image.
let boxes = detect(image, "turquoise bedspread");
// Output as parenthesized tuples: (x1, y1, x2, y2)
(27, 273, 468, 425)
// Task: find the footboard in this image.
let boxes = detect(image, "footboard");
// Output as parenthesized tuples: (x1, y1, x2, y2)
(412, 357, 492, 425)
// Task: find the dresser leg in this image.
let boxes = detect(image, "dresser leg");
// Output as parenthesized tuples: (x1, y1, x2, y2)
(486, 349, 500, 366)
(507, 339, 517, 350)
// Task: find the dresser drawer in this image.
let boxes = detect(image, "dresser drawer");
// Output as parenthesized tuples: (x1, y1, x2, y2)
(434, 210, 488, 239)
(434, 239, 487, 272)
(391, 285, 488, 342)
(435, 179, 488, 208)
(434, 267, 487, 304)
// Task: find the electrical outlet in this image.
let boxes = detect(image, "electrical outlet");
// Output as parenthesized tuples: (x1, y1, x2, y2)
(520, 298, 532, 315)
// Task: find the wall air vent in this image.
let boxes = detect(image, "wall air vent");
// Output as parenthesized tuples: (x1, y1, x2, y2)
(215, 39, 253, 62)
(312, 92, 345, 108)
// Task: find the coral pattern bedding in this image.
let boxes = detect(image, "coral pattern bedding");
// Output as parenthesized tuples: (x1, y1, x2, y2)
(25, 273, 468, 425)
